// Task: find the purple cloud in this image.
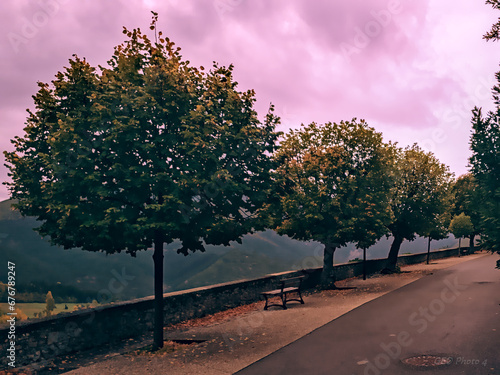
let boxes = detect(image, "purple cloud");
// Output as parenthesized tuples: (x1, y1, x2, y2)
(0, 0, 498, 201)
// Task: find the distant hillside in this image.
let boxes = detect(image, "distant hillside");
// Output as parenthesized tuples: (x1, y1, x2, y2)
(0, 199, 20, 220)
(0, 199, 459, 301)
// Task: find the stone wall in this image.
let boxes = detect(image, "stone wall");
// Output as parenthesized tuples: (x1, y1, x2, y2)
(0, 247, 462, 369)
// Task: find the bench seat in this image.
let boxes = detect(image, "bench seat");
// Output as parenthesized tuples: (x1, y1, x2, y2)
(261, 276, 305, 310)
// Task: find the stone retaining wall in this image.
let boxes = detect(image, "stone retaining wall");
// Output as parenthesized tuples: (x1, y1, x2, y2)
(0, 247, 463, 369)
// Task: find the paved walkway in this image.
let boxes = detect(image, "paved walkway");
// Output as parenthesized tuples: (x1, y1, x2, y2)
(236, 252, 500, 375)
(17, 252, 494, 374)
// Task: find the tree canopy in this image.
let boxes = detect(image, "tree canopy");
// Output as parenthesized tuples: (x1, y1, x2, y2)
(470, 86, 500, 253)
(3, 14, 280, 349)
(469, 0, 500, 253)
(484, 0, 500, 41)
(4, 29, 279, 256)
(269, 119, 394, 287)
(451, 173, 482, 251)
(449, 213, 475, 245)
(384, 144, 453, 272)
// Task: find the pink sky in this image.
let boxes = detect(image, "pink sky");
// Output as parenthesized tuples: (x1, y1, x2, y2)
(0, 0, 499, 201)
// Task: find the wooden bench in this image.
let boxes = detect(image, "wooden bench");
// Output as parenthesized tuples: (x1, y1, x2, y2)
(261, 276, 305, 310)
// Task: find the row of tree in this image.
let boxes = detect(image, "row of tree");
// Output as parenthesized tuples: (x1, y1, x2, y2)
(3, 12, 497, 350)
(469, 0, 500, 258)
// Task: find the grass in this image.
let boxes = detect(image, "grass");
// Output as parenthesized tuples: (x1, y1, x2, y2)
(0, 303, 81, 319)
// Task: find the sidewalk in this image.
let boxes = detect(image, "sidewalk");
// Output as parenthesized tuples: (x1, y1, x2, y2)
(20, 252, 490, 375)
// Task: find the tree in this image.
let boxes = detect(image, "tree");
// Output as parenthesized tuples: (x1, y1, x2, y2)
(45, 291, 56, 316)
(466, 0, 500, 264)
(470, 101, 500, 253)
(0, 307, 27, 322)
(483, 0, 500, 41)
(451, 174, 482, 253)
(449, 213, 474, 255)
(383, 144, 453, 272)
(269, 120, 394, 288)
(469, 0, 500, 253)
(421, 210, 451, 264)
(3, 14, 279, 350)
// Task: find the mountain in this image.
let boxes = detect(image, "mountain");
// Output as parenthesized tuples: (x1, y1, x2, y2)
(0, 199, 458, 301)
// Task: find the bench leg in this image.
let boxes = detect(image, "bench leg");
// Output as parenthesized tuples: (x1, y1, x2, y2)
(283, 291, 305, 306)
(298, 290, 305, 304)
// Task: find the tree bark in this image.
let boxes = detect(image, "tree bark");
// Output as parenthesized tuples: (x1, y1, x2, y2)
(384, 234, 404, 273)
(320, 242, 337, 289)
(469, 234, 475, 254)
(363, 248, 367, 280)
(152, 230, 164, 351)
(426, 237, 431, 265)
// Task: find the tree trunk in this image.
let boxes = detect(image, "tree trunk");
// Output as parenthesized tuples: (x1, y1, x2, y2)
(426, 237, 431, 265)
(458, 237, 461, 257)
(320, 243, 337, 289)
(152, 230, 164, 351)
(363, 248, 367, 280)
(384, 235, 404, 273)
(469, 234, 475, 254)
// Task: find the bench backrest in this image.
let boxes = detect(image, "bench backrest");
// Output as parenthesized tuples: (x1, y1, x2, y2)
(280, 276, 304, 289)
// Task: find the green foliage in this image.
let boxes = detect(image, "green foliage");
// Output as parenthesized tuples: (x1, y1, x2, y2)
(467, 1, 500, 253)
(268, 119, 394, 287)
(3, 23, 280, 257)
(449, 213, 475, 239)
(0, 204, 337, 298)
(3, 15, 280, 349)
(484, 0, 500, 41)
(385, 144, 453, 271)
(388, 144, 453, 240)
(470, 78, 500, 252)
(451, 174, 482, 236)
(270, 119, 393, 248)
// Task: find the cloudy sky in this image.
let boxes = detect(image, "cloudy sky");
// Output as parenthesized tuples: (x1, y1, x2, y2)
(0, 0, 499, 201)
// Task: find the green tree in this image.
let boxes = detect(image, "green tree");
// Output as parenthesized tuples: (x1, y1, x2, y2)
(469, 0, 500, 253)
(467, 0, 500, 266)
(470, 99, 500, 253)
(470, 0, 500, 256)
(451, 174, 482, 253)
(269, 120, 394, 288)
(384, 145, 453, 272)
(3, 14, 279, 350)
(45, 291, 56, 316)
(484, 0, 500, 41)
(449, 213, 475, 255)
(421, 209, 451, 264)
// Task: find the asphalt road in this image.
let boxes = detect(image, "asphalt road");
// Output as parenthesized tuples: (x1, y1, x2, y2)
(236, 253, 500, 375)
